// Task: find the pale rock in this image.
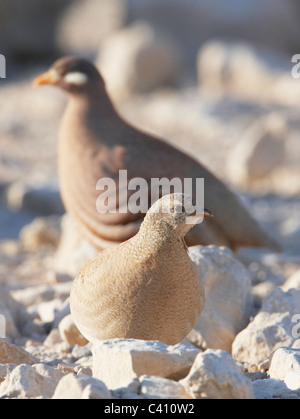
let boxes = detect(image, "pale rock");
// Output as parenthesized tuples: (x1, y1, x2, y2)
(11, 282, 72, 308)
(35, 299, 65, 324)
(43, 329, 64, 348)
(269, 347, 300, 391)
(179, 349, 254, 399)
(282, 270, 300, 291)
(52, 373, 111, 399)
(57, 0, 126, 54)
(97, 21, 182, 101)
(0, 364, 65, 399)
(58, 314, 88, 347)
(284, 372, 300, 391)
(0, 287, 21, 338)
(232, 288, 300, 368)
(226, 113, 286, 185)
(92, 339, 200, 389)
(54, 215, 98, 278)
(129, 0, 300, 63)
(19, 216, 61, 250)
(0, 339, 38, 365)
(187, 245, 252, 352)
(6, 181, 64, 216)
(253, 378, 299, 399)
(139, 375, 192, 399)
(197, 40, 300, 106)
(112, 377, 141, 399)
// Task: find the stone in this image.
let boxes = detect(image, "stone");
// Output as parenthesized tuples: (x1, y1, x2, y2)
(179, 349, 254, 399)
(97, 21, 182, 101)
(187, 245, 252, 352)
(92, 339, 200, 389)
(0, 287, 22, 338)
(0, 364, 65, 399)
(58, 314, 88, 347)
(232, 288, 300, 368)
(7, 181, 64, 216)
(0, 339, 38, 365)
(19, 216, 61, 250)
(253, 378, 299, 399)
(52, 373, 111, 399)
(282, 270, 300, 291)
(11, 282, 72, 308)
(139, 375, 192, 399)
(54, 215, 98, 278)
(128, 0, 300, 67)
(269, 347, 300, 391)
(226, 113, 286, 185)
(197, 39, 300, 106)
(56, 0, 126, 54)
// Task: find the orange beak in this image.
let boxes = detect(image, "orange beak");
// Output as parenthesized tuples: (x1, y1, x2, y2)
(33, 70, 57, 87)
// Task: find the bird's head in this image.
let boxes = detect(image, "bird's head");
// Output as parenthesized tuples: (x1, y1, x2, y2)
(142, 193, 213, 239)
(33, 57, 104, 95)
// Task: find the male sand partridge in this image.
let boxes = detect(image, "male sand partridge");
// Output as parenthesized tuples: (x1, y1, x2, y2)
(34, 57, 280, 252)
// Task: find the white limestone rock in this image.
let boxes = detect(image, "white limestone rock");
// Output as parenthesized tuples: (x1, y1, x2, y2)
(188, 245, 252, 352)
(180, 349, 254, 399)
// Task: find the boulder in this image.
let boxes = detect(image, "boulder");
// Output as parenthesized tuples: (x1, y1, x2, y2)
(128, 0, 300, 65)
(0, 364, 64, 399)
(0, 287, 29, 338)
(139, 375, 191, 399)
(179, 349, 254, 399)
(58, 314, 88, 347)
(269, 347, 300, 391)
(0, 339, 38, 366)
(97, 21, 182, 101)
(52, 373, 111, 399)
(56, 0, 126, 54)
(253, 378, 300, 399)
(226, 113, 286, 186)
(187, 245, 252, 352)
(232, 288, 300, 368)
(92, 338, 200, 389)
(197, 39, 300, 105)
(19, 216, 61, 250)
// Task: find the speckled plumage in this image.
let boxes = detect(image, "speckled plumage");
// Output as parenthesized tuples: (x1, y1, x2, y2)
(70, 194, 206, 345)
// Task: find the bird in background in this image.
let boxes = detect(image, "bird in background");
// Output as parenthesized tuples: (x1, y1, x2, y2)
(70, 193, 207, 345)
(33, 56, 280, 252)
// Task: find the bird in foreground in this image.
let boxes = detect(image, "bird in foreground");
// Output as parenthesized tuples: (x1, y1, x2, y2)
(70, 193, 208, 345)
(33, 56, 280, 252)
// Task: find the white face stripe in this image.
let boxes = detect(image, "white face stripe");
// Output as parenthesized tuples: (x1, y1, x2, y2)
(64, 72, 89, 85)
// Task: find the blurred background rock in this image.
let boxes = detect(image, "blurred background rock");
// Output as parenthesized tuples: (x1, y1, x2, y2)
(0, 0, 299, 293)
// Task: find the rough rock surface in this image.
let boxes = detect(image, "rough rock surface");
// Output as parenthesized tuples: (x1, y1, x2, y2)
(232, 288, 300, 368)
(188, 245, 252, 352)
(179, 349, 254, 399)
(92, 339, 200, 389)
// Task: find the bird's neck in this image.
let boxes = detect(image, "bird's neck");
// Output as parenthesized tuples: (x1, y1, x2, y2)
(69, 87, 118, 120)
(136, 221, 187, 256)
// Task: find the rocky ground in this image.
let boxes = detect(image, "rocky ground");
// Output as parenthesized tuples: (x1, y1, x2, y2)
(0, 0, 300, 400)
